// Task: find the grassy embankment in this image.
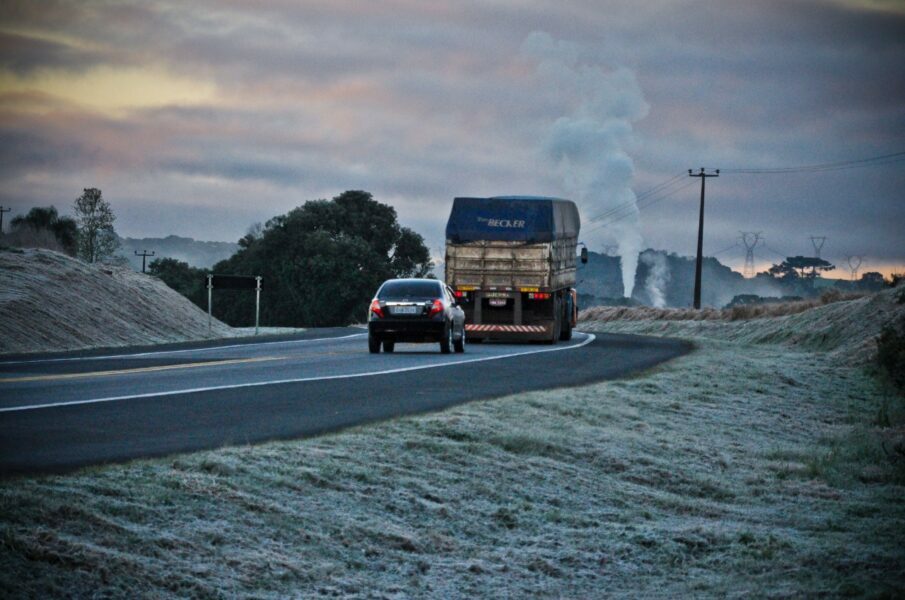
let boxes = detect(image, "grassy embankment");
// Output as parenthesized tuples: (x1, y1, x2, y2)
(1, 289, 903, 597)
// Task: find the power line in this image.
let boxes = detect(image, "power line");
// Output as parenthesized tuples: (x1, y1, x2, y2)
(719, 150, 905, 175)
(711, 241, 741, 256)
(588, 172, 687, 223)
(583, 178, 697, 235)
(588, 172, 686, 221)
(763, 244, 789, 259)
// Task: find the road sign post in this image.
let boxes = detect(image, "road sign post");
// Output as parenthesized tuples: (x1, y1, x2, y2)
(207, 274, 213, 336)
(204, 274, 263, 336)
(255, 276, 262, 335)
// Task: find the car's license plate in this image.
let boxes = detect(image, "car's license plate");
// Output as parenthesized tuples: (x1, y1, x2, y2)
(488, 299, 508, 307)
(392, 306, 420, 315)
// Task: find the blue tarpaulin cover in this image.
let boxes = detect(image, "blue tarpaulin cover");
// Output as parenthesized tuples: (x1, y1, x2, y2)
(445, 196, 580, 243)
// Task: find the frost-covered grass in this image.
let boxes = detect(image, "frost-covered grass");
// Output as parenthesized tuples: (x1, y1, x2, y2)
(582, 286, 903, 364)
(2, 328, 903, 597)
(0, 248, 305, 355)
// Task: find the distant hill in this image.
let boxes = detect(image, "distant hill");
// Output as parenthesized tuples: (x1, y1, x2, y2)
(117, 235, 238, 270)
(578, 249, 786, 309)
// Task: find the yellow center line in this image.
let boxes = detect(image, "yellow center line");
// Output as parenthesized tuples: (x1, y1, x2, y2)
(1, 356, 284, 383)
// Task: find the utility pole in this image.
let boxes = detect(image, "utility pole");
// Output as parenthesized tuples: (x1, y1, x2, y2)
(134, 250, 155, 273)
(739, 231, 763, 278)
(689, 168, 719, 309)
(0, 206, 10, 233)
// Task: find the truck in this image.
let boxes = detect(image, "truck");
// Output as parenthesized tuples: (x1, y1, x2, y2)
(444, 195, 586, 343)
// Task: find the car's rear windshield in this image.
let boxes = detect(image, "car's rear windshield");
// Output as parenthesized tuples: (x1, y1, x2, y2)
(378, 280, 441, 299)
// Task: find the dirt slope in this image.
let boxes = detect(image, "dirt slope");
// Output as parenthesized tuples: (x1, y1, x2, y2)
(0, 248, 234, 355)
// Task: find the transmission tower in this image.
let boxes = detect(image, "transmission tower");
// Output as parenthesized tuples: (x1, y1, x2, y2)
(845, 255, 863, 281)
(739, 231, 763, 278)
(809, 235, 826, 258)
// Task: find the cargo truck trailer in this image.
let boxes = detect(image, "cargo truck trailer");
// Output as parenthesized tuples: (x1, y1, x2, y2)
(444, 196, 585, 343)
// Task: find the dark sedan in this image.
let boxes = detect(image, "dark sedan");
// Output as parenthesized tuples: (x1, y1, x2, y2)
(368, 278, 466, 354)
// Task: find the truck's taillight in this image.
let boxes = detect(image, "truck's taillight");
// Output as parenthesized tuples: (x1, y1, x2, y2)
(370, 299, 384, 318)
(429, 299, 444, 316)
(528, 292, 551, 300)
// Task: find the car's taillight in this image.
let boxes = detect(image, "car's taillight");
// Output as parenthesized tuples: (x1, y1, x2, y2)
(370, 299, 384, 318)
(428, 298, 443, 316)
(528, 292, 551, 300)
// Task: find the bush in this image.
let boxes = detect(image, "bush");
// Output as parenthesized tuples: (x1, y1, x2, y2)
(877, 319, 905, 391)
(148, 257, 208, 310)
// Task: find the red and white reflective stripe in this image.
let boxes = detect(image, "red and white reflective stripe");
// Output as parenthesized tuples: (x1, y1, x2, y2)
(465, 324, 548, 333)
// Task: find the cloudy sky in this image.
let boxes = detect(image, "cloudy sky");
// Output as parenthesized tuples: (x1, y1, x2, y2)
(2, 0, 903, 276)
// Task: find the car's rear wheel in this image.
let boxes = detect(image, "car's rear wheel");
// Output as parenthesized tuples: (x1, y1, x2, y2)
(453, 326, 465, 353)
(383, 340, 395, 353)
(440, 322, 452, 354)
(368, 333, 381, 354)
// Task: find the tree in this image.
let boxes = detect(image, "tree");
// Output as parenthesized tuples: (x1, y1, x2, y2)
(74, 188, 120, 263)
(9, 206, 78, 255)
(148, 258, 209, 308)
(391, 227, 433, 278)
(210, 190, 433, 327)
(858, 271, 885, 290)
(768, 256, 835, 282)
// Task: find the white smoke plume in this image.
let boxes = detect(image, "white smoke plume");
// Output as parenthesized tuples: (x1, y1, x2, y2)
(641, 251, 670, 308)
(522, 32, 649, 297)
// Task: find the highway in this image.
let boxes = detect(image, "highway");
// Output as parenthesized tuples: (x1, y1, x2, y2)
(0, 328, 691, 476)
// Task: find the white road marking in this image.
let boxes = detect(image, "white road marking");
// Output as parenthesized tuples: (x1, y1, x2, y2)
(0, 333, 367, 365)
(0, 334, 595, 413)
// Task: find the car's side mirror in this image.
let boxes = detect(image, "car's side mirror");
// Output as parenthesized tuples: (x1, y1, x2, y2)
(580, 247, 588, 264)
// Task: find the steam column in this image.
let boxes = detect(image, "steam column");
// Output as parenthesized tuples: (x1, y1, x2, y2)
(688, 168, 718, 309)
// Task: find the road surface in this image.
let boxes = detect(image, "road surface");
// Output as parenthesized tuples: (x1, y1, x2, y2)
(0, 328, 691, 476)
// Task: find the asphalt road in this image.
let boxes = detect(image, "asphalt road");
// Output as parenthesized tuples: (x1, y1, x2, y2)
(0, 328, 691, 477)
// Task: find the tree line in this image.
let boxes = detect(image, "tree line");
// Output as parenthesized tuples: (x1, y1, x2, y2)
(149, 190, 433, 327)
(2, 188, 120, 263)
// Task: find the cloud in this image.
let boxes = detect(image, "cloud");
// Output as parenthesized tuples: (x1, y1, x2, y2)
(0, 0, 901, 270)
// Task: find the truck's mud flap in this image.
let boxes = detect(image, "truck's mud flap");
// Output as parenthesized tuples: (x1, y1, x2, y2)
(465, 323, 552, 342)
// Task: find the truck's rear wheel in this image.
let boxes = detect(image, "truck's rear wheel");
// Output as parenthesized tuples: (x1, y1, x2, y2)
(559, 295, 573, 341)
(560, 317, 572, 341)
(547, 296, 561, 344)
